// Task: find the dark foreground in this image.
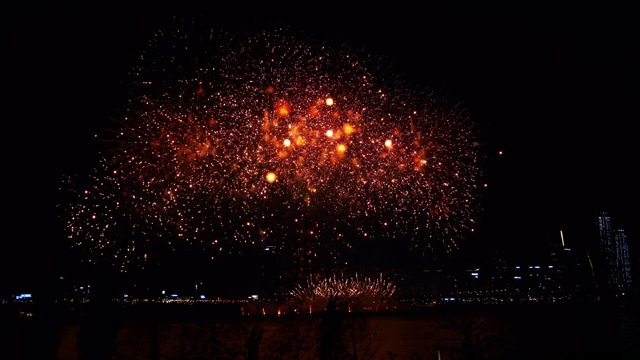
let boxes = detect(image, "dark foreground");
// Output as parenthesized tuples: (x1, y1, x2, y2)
(3, 301, 639, 360)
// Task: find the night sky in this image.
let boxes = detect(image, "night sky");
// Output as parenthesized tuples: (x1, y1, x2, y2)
(4, 3, 637, 295)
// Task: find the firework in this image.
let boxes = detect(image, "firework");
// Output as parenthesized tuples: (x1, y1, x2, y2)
(290, 273, 396, 303)
(60, 16, 483, 273)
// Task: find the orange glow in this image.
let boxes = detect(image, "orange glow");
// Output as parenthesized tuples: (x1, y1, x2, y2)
(277, 150, 289, 158)
(343, 123, 355, 135)
(336, 144, 347, 154)
(276, 101, 290, 117)
(197, 142, 210, 156)
(266, 172, 277, 183)
(413, 156, 425, 164)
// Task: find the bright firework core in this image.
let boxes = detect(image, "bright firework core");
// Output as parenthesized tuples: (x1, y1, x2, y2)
(61, 19, 483, 278)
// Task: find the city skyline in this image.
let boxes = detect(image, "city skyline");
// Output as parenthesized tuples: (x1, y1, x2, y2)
(4, 3, 637, 296)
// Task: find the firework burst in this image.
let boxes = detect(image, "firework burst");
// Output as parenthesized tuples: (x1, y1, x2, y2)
(60, 16, 483, 273)
(291, 273, 396, 303)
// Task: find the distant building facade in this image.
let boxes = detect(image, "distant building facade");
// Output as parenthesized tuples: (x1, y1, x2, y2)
(597, 211, 632, 291)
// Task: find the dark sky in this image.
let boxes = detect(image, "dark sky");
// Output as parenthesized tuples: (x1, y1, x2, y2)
(4, 2, 637, 294)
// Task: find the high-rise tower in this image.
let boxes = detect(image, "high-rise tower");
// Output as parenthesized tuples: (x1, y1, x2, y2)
(597, 211, 632, 290)
(613, 228, 632, 286)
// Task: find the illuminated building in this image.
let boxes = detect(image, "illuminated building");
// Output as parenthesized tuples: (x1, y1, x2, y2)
(613, 229, 633, 286)
(597, 211, 632, 291)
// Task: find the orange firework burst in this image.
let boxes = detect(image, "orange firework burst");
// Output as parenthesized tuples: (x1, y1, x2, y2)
(60, 19, 484, 273)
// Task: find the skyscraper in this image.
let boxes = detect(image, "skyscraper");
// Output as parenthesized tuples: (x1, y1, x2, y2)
(613, 228, 633, 287)
(597, 211, 632, 290)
